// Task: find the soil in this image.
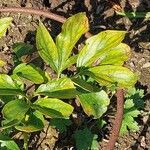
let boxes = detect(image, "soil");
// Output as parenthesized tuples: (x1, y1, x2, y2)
(0, 0, 150, 150)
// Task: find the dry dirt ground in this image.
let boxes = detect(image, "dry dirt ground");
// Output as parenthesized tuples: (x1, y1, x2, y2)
(0, 0, 150, 149)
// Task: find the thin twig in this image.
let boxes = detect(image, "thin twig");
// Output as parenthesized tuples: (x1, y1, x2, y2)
(105, 89, 124, 150)
(0, 7, 123, 150)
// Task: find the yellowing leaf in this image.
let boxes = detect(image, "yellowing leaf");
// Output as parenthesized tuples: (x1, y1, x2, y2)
(56, 13, 89, 73)
(77, 30, 126, 67)
(98, 43, 131, 65)
(0, 17, 12, 38)
(85, 65, 138, 88)
(36, 22, 58, 72)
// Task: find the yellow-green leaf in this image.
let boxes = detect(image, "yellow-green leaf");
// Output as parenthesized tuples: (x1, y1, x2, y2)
(0, 74, 24, 95)
(36, 22, 58, 72)
(77, 30, 126, 67)
(78, 91, 110, 119)
(2, 100, 30, 121)
(56, 13, 89, 73)
(98, 43, 131, 65)
(36, 77, 78, 99)
(85, 65, 138, 88)
(0, 17, 12, 38)
(33, 98, 74, 118)
(13, 63, 47, 84)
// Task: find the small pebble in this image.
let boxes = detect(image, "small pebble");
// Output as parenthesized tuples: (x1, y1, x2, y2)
(142, 62, 150, 68)
(140, 136, 146, 148)
(129, 62, 135, 68)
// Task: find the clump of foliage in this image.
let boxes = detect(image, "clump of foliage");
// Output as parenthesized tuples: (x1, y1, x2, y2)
(0, 13, 138, 149)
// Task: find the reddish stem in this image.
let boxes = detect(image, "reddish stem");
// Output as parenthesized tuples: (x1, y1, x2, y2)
(105, 89, 124, 150)
(0, 7, 124, 150)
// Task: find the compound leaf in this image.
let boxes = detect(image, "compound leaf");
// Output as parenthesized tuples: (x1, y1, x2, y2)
(78, 90, 110, 119)
(126, 88, 144, 109)
(0, 17, 12, 38)
(120, 99, 140, 135)
(33, 98, 73, 118)
(36, 77, 78, 99)
(0, 74, 24, 96)
(56, 13, 89, 73)
(36, 22, 58, 72)
(84, 65, 138, 88)
(77, 30, 126, 67)
(13, 63, 47, 84)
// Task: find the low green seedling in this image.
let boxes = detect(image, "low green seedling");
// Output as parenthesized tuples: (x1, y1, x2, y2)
(0, 13, 138, 149)
(120, 88, 144, 135)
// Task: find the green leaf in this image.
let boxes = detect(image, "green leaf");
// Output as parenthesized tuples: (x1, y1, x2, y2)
(0, 95, 15, 104)
(74, 128, 100, 150)
(12, 42, 34, 58)
(13, 63, 47, 84)
(50, 118, 72, 133)
(2, 99, 30, 121)
(77, 30, 126, 67)
(36, 77, 78, 99)
(15, 111, 45, 132)
(0, 74, 24, 95)
(33, 98, 73, 118)
(72, 77, 95, 92)
(78, 90, 110, 119)
(98, 43, 131, 65)
(85, 65, 138, 88)
(0, 17, 12, 38)
(96, 119, 107, 129)
(56, 12, 89, 73)
(0, 120, 21, 130)
(120, 116, 139, 135)
(0, 134, 20, 150)
(36, 21, 58, 72)
(11, 74, 24, 91)
(0, 59, 6, 67)
(120, 99, 140, 135)
(126, 88, 144, 109)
